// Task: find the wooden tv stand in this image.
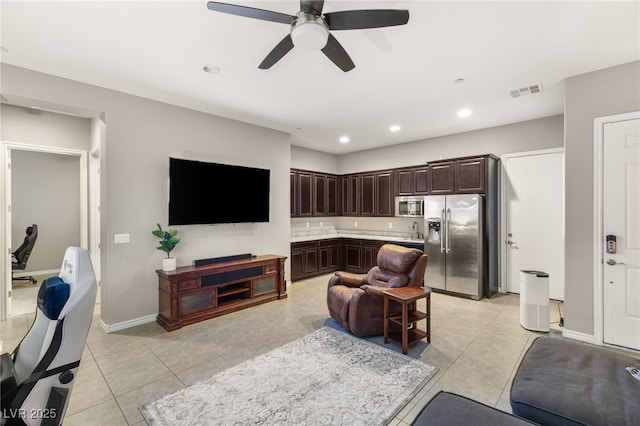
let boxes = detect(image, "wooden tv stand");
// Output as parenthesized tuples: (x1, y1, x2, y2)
(156, 254, 287, 331)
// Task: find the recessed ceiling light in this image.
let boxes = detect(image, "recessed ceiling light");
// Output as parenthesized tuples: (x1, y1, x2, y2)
(389, 124, 401, 132)
(457, 108, 472, 118)
(203, 65, 220, 74)
(339, 136, 350, 143)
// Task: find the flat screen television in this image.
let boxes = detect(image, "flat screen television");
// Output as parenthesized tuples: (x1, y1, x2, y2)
(168, 157, 270, 225)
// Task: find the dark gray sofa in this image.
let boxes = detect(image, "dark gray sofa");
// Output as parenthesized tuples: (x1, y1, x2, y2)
(412, 391, 537, 425)
(510, 337, 640, 425)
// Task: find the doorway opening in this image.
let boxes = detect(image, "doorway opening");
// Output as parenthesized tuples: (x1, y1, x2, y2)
(2, 143, 88, 319)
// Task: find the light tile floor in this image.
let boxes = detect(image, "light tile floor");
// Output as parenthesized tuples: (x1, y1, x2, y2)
(0, 274, 567, 425)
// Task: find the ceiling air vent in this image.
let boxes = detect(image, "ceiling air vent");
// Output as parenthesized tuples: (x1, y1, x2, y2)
(510, 83, 543, 98)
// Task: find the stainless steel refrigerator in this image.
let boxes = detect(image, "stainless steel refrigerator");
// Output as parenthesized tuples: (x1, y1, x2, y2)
(423, 194, 496, 299)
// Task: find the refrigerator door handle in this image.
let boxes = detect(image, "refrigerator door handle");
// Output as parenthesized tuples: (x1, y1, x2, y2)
(440, 208, 446, 253)
(445, 208, 451, 253)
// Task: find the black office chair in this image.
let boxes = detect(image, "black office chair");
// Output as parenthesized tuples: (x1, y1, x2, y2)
(12, 224, 38, 285)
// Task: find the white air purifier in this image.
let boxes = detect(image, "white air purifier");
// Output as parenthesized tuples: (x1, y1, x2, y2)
(520, 270, 550, 332)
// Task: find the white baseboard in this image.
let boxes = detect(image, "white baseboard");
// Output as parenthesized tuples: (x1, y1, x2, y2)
(100, 313, 157, 333)
(562, 328, 595, 344)
(12, 269, 59, 278)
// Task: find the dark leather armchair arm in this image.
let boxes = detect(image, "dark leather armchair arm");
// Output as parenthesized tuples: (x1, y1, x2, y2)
(360, 284, 387, 301)
(328, 271, 367, 288)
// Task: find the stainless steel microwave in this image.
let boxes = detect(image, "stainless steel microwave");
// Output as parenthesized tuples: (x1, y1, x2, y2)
(395, 196, 425, 217)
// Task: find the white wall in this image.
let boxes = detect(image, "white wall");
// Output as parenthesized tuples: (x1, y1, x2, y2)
(2, 64, 292, 327)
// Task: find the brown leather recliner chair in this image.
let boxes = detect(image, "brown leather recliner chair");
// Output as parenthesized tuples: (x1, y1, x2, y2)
(327, 243, 428, 337)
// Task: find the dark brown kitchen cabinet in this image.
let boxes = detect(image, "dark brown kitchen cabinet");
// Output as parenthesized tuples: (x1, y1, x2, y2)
(297, 171, 313, 217)
(428, 161, 455, 194)
(375, 171, 394, 216)
(396, 168, 414, 196)
(290, 238, 426, 281)
(454, 156, 486, 193)
(318, 239, 340, 273)
(342, 239, 363, 272)
(342, 239, 384, 273)
(426, 155, 495, 195)
(341, 174, 361, 216)
(326, 175, 339, 216)
(360, 170, 393, 217)
(291, 241, 318, 281)
(414, 168, 429, 194)
(361, 174, 376, 216)
(291, 169, 340, 218)
(395, 166, 429, 196)
(290, 171, 297, 217)
(313, 174, 326, 215)
(362, 240, 385, 271)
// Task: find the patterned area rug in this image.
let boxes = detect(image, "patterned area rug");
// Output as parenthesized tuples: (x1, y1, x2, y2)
(140, 326, 437, 425)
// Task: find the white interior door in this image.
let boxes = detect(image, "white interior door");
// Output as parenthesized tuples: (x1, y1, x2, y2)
(603, 118, 640, 350)
(502, 149, 565, 300)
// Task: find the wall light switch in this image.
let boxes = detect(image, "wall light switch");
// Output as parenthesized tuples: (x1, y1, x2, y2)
(388, 222, 393, 229)
(306, 222, 309, 228)
(354, 221, 358, 227)
(114, 233, 130, 244)
(320, 222, 323, 227)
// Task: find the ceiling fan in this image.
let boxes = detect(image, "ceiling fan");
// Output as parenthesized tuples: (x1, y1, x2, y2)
(206, 0, 409, 72)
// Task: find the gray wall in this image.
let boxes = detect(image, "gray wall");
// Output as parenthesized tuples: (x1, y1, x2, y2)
(2, 104, 89, 273)
(290, 145, 340, 174)
(563, 60, 640, 336)
(1, 104, 91, 150)
(337, 115, 564, 174)
(11, 150, 81, 272)
(2, 63, 291, 327)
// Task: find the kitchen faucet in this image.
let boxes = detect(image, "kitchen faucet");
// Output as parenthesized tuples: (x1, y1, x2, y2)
(409, 221, 422, 239)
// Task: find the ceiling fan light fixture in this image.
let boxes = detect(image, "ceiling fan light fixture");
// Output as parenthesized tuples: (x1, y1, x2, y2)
(291, 13, 329, 51)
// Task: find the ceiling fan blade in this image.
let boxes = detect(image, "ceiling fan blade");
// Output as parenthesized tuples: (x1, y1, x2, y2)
(300, 0, 324, 15)
(207, 2, 295, 25)
(324, 10, 409, 30)
(259, 34, 295, 69)
(321, 34, 355, 72)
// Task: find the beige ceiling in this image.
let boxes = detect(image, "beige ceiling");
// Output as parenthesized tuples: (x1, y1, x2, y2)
(1, 1, 639, 154)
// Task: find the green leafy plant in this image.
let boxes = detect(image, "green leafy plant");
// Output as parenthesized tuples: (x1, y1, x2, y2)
(152, 223, 181, 258)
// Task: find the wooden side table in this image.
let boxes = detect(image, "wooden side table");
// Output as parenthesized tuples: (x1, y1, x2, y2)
(383, 286, 431, 354)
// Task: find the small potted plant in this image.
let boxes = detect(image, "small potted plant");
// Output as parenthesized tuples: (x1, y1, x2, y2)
(152, 223, 181, 271)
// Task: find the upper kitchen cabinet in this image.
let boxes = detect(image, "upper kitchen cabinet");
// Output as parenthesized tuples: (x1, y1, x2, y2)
(313, 173, 326, 215)
(428, 161, 455, 194)
(360, 170, 394, 217)
(427, 155, 497, 195)
(455, 156, 486, 193)
(326, 175, 339, 216)
(296, 170, 313, 217)
(395, 166, 429, 196)
(360, 173, 376, 216)
(290, 170, 297, 217)
(291, 169, 340, 218)
(375, 170, 394, 216)
(341, 174, 361, 216)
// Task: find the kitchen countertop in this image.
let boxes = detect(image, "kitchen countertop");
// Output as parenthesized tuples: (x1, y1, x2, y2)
(290, 232, 424, 245)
